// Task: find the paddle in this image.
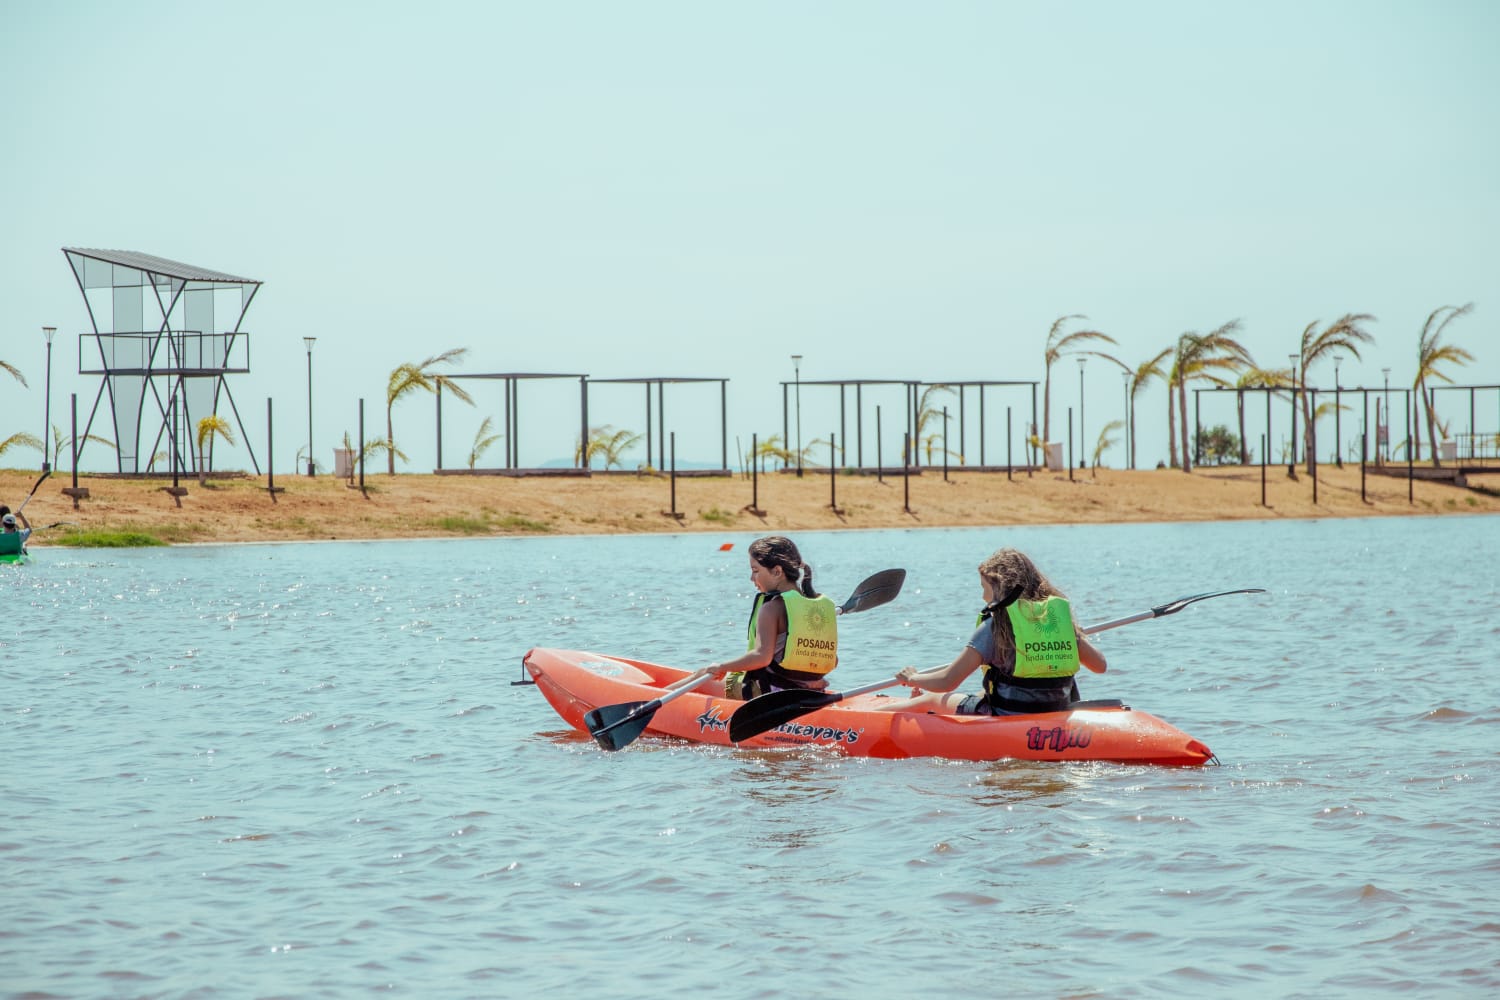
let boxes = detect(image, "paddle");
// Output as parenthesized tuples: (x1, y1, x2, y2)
(583, 567, 907, 751)
(13, 469, 51, 515)
(727, 586, 1265, 742)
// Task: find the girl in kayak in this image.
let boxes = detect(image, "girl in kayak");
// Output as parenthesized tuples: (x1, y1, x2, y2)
(702, 535, 839, 700)
(875, 547, 1105, 715)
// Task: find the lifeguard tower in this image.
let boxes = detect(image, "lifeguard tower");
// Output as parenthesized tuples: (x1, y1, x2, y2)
(63, 248, 263, 474)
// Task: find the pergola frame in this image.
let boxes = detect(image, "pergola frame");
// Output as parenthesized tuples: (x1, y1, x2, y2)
(436, 373, 588, 473)
(780, 378, 1039, 470)
(62, 247, 262, 475)
(585, 377, 730, 473)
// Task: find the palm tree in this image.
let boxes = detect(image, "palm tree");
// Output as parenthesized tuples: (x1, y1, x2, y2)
(1414, 303, 1475, 466)
(195, 415, 236, 485)
(1173, 321, 1252, 473)
(1126, 348, 1172, 470)
(911, 384, 954, 468)
(752, 433, 794, 474)
(1233, 366, 1291, 465)
(1295, 313, 1375, 471)
(575, 425, 643, 470)
(1, 360, 26, 388)
(386, 348, 473, 474)
(1091, 419, 1124, 473)
(0, 431, 42, 459)
(468, 416, 503, 470)
(51, 424, 114, 468)
(1041, 316, 1119, 446)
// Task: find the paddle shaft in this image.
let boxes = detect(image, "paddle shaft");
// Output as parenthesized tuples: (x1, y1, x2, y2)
(14, 470, 50, 515)
(584, 567, 906, 749)
(731, 587, 1266, 730)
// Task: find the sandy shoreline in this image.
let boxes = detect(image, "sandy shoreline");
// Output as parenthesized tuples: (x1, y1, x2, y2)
(4, 462, 1496, 547)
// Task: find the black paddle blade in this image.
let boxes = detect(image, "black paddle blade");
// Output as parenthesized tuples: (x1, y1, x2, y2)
(838, 568, 906, 615)
(1152, 588, 1267, 618)
(728, 687, 840, 742)
(583, 699, 660, 751)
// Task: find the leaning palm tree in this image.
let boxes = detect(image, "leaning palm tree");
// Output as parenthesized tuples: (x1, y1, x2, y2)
(1173, 321, 1252, 473)
(1126, 348, 1172, 470)
(1091, 419, 1124, 473)
(1041, 315, 1119, 446)
(195, 415, 236, 485)
(753, 433, 794, 474)
(386, 348, 473, 474)
(0, 431, 42, 459)
(1233, 366, 1291, 465)
(575, 425, 643, 470)
(911, 384, 954, 468)
(51, 424, 115, 469)
(1414, 303, 1475, 466)
(468, 416, 503, 470)
(1294, 313, 1375, 471)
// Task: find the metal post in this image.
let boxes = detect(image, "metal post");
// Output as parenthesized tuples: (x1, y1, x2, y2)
(751, 432, 759, 510)
(1406, 389, 1413, 503)
(1333, 355, 1343, 467)
(829, 433, 838, 510)
(42, 326, 55, 472)
(792, 354, 803, 477)
(1077, 356, 1087, 470)
(1122, 370, 1132, 470)
(1311, 388, 1318, 504)
(876, 406, 883, 485)
(903, 433, 911, 513)
(1288, 354, 1299, 470)
(1261, 433, 1267, 507)
(1006, 407, 1013, 482)
(70, 393, 79, 489)
(1382, 368, 1391, 463)
(267, 397, 275, 493)
(942, 406, 949, 482)
(436, 380, 444, 471)
(1067, 407, 1074, 482)
(359, 398, 366, 493)
(304, 336, 316, 475)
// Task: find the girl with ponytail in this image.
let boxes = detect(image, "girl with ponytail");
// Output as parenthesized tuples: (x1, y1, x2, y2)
(702, 535, 839, 700)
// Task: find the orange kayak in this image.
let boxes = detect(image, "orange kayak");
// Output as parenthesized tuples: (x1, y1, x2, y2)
(522, 647, 1216, 766)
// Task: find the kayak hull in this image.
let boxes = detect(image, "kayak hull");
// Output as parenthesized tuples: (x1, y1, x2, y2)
(522, 647, 1215, 765)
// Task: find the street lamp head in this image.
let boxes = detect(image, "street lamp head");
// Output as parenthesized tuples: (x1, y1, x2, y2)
(1077, 355, 1087, 370)
(304, 336, 317, 352)
(42, 326, 56, 345)
(790, 354, 802, 370)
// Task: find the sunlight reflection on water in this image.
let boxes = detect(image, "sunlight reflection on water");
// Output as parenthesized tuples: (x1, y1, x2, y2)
(2, 517, 1497, 997)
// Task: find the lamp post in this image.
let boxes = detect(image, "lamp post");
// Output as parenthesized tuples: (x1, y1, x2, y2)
(304, 337, 317, 475)
(1122, 370, 1132, 469)
(791, 354, 803, 478)
(1077, 356, 1087, 469)
(41, 326, 56, 472)
(1288, 353, 1299, 469)
(1382, 367, 1391, 462)
(1333, 354, 1343, 467)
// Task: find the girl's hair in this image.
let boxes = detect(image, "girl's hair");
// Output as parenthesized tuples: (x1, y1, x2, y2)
(977, 548, 1068, 651)
(749, 535, 816, 597)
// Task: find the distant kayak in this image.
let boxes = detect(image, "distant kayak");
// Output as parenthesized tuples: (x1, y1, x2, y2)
(523, 647, 1217, 766)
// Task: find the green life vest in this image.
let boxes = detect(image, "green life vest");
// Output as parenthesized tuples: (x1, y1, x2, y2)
(746, 590, 839, 675)
(1004, 596, 1081, 679)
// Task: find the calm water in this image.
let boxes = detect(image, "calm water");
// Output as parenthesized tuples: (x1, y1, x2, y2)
(3, 517, 1498, 998)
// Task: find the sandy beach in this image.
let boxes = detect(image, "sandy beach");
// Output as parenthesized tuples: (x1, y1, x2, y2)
(5, 462, 1496, 546)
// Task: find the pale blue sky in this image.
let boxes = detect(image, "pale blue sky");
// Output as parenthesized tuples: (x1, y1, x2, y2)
(3, 0, 1497, 474)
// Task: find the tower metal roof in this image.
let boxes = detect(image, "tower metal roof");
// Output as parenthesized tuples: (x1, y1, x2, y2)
(63, 247, 260, 285)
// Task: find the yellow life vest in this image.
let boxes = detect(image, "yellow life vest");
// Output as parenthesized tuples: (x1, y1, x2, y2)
(746, 590, 839, 675)
(1005, 596, 1080, 679)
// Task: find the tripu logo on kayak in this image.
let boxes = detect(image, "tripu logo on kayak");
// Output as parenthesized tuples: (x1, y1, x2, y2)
(695, 705, 729, 733)
(579, 660, 628, 677)
(1026, 724, 1092, 752)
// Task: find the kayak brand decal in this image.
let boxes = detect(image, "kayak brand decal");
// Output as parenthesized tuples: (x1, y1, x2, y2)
(696, 705, 729, 734)
(1026, 724, 1093, 753)
(766, 720, 864, 745)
